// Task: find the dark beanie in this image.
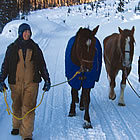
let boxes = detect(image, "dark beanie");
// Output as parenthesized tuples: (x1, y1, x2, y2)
(18, 23, 32, 38)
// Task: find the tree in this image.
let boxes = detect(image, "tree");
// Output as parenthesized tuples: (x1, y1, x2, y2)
(23, 0, 31, 15)
(117, 0, 125, 12)
(0, 0, 18, 33)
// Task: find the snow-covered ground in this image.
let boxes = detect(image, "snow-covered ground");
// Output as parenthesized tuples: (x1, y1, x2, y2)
(0, 0, 140, 140)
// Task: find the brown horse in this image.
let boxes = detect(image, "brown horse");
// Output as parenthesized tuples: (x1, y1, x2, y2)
(65, 25, 102, 128)
(103, 27, 135, 106)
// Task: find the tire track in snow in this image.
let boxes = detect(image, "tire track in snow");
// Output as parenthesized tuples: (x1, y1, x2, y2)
(40, 38, 51, 124)
(92, 88, 129, 140)
(116, 65, 140, 122)
(111, 102, 136, 139)
(39, 35, 69, 139)
(112, 67, 140, 139)
(95, 64, 139, 139)
(39, 37, 51, 123)
(126, 106, 140, 122)
(38, 38, 50, 50)
(89, 65, 116, 139)
(90, 91, 116, 140)
(33, 37, 52, 139)
(92, 81, 138, 140)
(65, 88, 106, 140)
(110, 102, 139, 140)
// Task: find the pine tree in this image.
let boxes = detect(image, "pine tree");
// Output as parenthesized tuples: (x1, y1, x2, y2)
(23, 0, 31, 16)
(117, 0, 125, 12)
(0, 0, 18, 32)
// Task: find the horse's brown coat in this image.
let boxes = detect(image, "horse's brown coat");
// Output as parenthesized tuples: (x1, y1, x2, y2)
(103, 27, 135, 106)
(71, 26, 99, 72)
(69, 26, 99, 128)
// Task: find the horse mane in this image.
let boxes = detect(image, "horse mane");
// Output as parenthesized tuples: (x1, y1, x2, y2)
(73, 28, 81, 48)
(71, 28, 82, 66)
(122, 29, 135, 44)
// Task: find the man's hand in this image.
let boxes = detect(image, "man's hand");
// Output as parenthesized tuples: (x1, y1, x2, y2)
(42, 80, 51, 92)
(0, 82, 8, 92)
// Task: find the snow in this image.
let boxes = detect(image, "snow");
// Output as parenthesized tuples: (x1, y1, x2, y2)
(0, 0, 140, 140)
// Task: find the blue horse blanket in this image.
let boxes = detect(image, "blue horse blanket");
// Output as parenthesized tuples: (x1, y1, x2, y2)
(65, 36, 102, 90)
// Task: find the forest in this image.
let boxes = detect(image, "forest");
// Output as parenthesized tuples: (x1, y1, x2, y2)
(0, 0, 139, 33)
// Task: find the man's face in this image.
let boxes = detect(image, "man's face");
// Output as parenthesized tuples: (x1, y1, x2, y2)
(23, 30, 31, 40)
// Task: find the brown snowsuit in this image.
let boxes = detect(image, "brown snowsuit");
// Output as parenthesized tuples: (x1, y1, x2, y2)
(10, 49, 39, 139)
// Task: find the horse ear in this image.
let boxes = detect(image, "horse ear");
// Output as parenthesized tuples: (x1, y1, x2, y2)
(92, 25, 99, 35)
(118, 27, 123, 34)
(77, 27, 82, 35)
(79, 27, 82, 31)
(131, 26, 135, 35)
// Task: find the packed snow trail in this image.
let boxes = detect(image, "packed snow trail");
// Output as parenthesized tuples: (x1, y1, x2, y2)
(0, 28, 140, 140)
(0, 1, 140, 139)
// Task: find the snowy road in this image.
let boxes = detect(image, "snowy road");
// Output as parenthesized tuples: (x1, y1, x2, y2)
(1, 26, 140, 140)
(0, 1, 140, 139)
(0, 26, 140, 140)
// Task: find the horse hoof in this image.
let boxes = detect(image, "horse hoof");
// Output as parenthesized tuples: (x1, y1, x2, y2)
(109, 94, 116, 100)
(83, 120, 93, 129)
(79, 106, 84, 111)
(68, 112, 76, 117)
(118, 103, 125, 106)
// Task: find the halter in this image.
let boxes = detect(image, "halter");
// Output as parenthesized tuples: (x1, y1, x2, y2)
(118, 35, 132, 68)
(82, 59, 93, 63)
(80, 46, 97, 72)
(80, 59, 93, 72)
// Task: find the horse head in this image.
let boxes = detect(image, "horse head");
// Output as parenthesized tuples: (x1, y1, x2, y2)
(73, 25, 99, 72)
(118, 26, 135, 68)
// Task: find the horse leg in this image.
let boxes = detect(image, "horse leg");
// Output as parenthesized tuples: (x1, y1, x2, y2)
(82, 88, 92, 129)
(104, 62, 116, 100)
(68, 88, 78, 117)
(118, 83, 126, 106)
(75, 89, 79, 103)
(79, 90, 84, 111)
(109, 76, 116, 100)
(118, 70, 129, 106)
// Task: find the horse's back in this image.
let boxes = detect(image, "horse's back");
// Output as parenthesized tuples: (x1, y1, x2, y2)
(103, 33, 119, 59)
(103, 33, 119, 49)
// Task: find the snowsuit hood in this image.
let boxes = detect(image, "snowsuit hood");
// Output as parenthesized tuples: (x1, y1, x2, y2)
(18, 23, 32, 39)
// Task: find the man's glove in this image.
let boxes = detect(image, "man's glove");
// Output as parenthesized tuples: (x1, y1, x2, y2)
(42, 80, 51, 92)
(0, 82, 8, 92)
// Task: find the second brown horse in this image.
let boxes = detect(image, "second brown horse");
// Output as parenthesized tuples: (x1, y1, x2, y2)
(103, 27, 135, 106)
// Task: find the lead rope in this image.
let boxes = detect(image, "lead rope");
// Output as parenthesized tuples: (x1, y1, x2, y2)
(3, 88, 45, 120)
(124, 68, 140, 98)
(3, 70, 81, 120)
(126, 78, 140, 98)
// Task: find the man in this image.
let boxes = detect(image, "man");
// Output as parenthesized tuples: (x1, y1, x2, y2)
(0, 23, 51, 140)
